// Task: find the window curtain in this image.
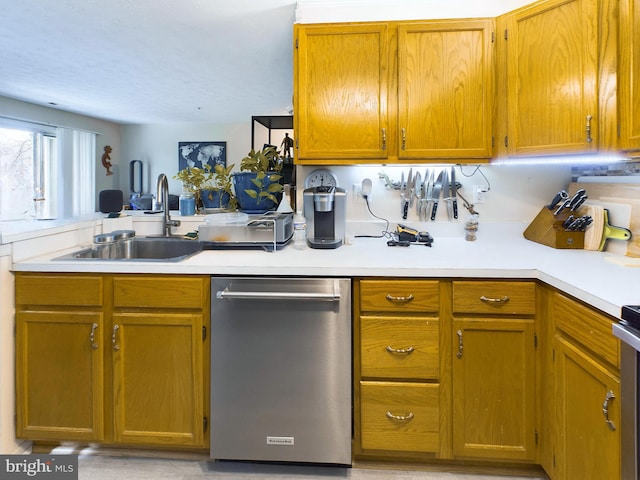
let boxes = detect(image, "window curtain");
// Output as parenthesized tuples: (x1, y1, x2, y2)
(71, 130, 96, 216)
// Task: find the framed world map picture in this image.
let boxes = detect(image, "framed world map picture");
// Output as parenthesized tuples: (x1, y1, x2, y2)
(178, 141, 226, 170)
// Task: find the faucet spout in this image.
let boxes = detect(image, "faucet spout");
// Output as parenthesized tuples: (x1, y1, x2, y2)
(155, 173, 180, 237)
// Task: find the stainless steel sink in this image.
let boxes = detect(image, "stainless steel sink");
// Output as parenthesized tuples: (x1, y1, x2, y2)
(54, 237, 203, 262)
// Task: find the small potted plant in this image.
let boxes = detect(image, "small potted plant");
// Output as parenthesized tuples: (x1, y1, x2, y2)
(174, 163, 237, 212)
(201, 163, 237, 211)
(232, 145, 284, 213)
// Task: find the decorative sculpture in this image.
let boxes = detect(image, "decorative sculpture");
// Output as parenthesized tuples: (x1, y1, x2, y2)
(101, 145, 113, 176)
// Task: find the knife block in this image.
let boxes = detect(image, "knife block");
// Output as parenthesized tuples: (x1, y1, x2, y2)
(523, 207, 584, 249)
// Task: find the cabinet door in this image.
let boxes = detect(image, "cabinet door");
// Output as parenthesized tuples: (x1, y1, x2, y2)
(619, 0, 640, 152)
(111, 312, 204, 447)
(505, 0, 598, 156)
(16, 311, 104, 441)
(397, 20, 494, 159)
(555, 335, 620, 480)
(452, 319, 535, 461)
(294, 23, 389, 161)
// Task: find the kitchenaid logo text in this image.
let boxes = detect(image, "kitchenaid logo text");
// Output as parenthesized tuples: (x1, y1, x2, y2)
(0, 455, 77, 479)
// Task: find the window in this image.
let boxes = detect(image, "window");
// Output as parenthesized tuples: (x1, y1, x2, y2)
(0, 119, 96, 221)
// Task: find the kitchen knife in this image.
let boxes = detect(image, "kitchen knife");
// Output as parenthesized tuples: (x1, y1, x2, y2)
(450, 167, 458, 220)
(430, 170, 445, 221)
(570, 193, 588, 211)
(407, 168, 415, 208)
(421, 170, 434, 221)
(403, 168, 413, 219)
(413, 171, 421, 212)
(547, 190, 569, 210)
(553, 198, 572, 216)
(400, 170, 406, 217)
(567, 189, 586, 210)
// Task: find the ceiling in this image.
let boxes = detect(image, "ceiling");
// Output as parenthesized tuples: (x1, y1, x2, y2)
(0, 0, 297, 125)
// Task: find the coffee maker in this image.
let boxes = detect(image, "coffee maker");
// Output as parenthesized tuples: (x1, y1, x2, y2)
(303, 186, 346, 249)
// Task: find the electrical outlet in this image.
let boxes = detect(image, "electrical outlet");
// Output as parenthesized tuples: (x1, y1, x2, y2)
(473, 185, 487, 204)
(351, 183, 363, 205)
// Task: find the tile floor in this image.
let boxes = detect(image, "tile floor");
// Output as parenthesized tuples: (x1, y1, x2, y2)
(77, 456, 547, 480)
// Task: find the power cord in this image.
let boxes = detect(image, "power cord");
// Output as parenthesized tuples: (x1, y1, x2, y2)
(355, 194, 392, 239)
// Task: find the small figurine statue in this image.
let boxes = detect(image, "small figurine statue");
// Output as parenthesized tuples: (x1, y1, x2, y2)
(280, 133, 294, 159)
(101, 145, 113, 176)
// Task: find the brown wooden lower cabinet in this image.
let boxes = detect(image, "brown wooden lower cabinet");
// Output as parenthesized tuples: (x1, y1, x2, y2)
(15, 273, 209, 449)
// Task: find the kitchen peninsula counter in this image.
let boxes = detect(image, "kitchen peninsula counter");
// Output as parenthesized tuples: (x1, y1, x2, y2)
(12, 222, 639, 319)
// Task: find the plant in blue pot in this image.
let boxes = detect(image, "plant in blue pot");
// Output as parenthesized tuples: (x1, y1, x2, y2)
(201, 163, 237, 211)
(174, 163, 237, 212)
(233, 146, 283, 213)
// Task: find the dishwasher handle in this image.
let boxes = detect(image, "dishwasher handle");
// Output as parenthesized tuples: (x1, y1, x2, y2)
(216, 288, 341, 302)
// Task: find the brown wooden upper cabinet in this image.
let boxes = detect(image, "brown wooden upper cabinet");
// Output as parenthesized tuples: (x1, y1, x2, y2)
(498, 0, 617, 157)
(294, 19, 495, 164)
(618, 0, 640, 154)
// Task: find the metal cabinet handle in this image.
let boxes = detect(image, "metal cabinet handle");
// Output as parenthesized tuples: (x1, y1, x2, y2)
(401, 128, 406, 150)
(386, 411, 414, 421)
(385, 345, 414, 354)
(385, 293, 414, 303)
(602, 390, 616, 431)
(89, 323, 99, 350)
(381, 128, 387, 150)
(112, 324, 120, 351)
(480, 295, 510, 304)
(586, 114, 593, 143)
(456, 329, 464, 358)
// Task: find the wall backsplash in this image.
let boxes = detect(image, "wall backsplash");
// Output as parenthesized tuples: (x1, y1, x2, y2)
(571, 160, 640, 181)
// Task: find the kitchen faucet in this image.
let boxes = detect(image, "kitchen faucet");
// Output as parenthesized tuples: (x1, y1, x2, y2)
(154, 173, 180, 236)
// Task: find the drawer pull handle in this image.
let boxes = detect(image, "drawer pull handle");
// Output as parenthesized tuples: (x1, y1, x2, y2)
(386, 411, 414, 421)
(480, 295, 510, 304)
(401, 128, 407, 150)
(89, 323, 99, 350)
(385, 293, 414, 303)
(385, 345, 414, 355)
(456, 329, 463, 359)
(112, 324, 120, 351)
(602, 390, 616, 431)
(381, 128, 387, 150)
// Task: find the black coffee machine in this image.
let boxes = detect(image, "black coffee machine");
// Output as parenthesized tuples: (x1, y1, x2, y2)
(303, 185, 346, 249)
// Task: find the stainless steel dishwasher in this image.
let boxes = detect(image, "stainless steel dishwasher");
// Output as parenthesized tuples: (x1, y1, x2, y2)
(210, 277, 352, 465)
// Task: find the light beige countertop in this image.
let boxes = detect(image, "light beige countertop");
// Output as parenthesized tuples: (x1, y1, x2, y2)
(12, 222, 640, 319)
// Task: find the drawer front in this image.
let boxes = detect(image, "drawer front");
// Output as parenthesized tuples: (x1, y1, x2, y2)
(453, 281, 536, 315)
(361, 316, 439, 380)
(360, 280, 439, 313)
(553, 291, 619, 367)
(113, 276, 206, 309)
(360, 381, 440, 453)
(15, 274, 103, 307)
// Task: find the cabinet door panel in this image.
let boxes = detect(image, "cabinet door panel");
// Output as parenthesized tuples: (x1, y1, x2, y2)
(16, 311, 104, 441)
(295, 24, 389, 160)
(398, 20, 494, 159)
(555, 335, 620, 480)
(112, 313, 204, 447)
(619, 0, 640, 151)
(452, 319, 535, 461)
(506, 0, 598, 156)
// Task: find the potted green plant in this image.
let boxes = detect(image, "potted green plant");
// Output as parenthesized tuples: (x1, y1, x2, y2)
(201, 163, 237, 211)
(232, 145, 284, 212)
(174, 163, 237, 212)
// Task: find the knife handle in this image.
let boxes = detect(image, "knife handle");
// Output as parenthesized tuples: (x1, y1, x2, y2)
(402, 200, 408, 220)
(452, 200, 458, 220)
(431, 202, 438, 221)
